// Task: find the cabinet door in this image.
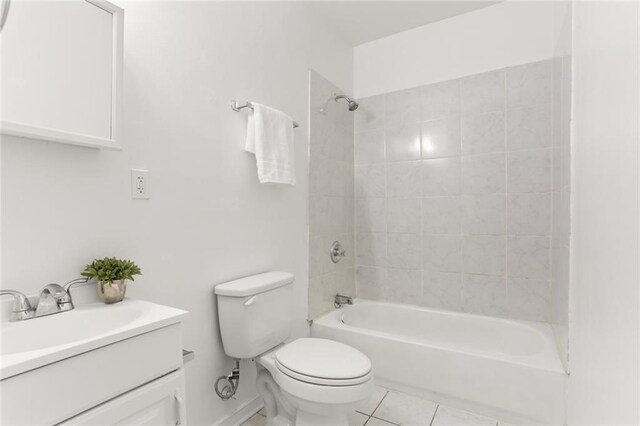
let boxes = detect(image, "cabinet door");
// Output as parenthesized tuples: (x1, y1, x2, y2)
(60, 370, 187, 426)
(1, 0, 123, 149)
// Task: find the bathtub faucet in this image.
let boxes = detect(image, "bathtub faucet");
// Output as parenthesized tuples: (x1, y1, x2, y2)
(334, 294, 353, 308)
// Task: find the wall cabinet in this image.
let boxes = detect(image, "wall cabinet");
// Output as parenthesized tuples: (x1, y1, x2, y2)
(0, 0, 123, 149)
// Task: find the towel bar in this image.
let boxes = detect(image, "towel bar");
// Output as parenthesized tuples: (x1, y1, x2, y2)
(231, 100, 299, 128)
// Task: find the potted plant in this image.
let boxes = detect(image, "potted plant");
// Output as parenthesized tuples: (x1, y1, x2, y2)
(81, 257, 142, 304)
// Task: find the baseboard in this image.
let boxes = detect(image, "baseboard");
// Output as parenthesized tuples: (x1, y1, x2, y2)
(214, 396, 264, 426)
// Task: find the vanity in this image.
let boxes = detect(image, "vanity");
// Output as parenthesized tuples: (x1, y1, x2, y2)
(0, 299, 189, 425)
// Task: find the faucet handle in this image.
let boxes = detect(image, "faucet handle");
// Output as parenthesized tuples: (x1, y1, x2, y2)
(64, 277, 89, 292)
(0, 290, 34, 321)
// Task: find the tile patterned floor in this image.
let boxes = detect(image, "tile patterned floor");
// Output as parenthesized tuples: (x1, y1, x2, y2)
(242, 386, 508, 426)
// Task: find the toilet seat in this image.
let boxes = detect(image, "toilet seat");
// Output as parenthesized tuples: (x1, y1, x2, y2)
(274, 338, 372, 386)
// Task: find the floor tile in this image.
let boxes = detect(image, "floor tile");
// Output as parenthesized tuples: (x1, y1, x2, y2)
(348, 411, 370, 426)
(241, 413, 267, 426)
(432, 405, 497, 426)
(367, 417, 399, 426)
(356, 386, 389, 415)
(372, 390, 438, 425)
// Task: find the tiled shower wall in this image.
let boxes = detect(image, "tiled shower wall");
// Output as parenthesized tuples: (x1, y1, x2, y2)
(354, 59, 565, 322)
(551, 54, 572, 364)
(308, 70, 355, 320)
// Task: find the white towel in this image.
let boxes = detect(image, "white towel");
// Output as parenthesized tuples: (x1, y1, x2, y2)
(245, 102, 295, 185)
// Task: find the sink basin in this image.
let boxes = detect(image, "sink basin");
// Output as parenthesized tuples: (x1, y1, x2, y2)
(0, 299, 188, 379)
(1, 306, 141, 355)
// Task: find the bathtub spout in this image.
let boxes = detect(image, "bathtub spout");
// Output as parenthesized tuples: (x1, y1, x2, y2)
(334, 294, 353, 308)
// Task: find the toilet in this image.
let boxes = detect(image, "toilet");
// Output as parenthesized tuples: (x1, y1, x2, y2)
(215, 271, 373, 426)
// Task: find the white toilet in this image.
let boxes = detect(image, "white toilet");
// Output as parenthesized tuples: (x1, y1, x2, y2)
(215, 271, 373, 426)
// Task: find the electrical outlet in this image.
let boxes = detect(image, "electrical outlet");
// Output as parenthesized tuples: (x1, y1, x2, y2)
(131, 169, 150, 200)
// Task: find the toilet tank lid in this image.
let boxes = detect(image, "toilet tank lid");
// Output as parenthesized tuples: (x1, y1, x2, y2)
(214, 271, 294, 297)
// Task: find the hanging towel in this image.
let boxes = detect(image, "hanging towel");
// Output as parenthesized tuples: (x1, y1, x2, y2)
(245, 102, 295, 185)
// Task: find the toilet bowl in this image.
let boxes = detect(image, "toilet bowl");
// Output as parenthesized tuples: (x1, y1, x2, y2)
(214, 272, 373, 426)
(257, 338, 373, 425)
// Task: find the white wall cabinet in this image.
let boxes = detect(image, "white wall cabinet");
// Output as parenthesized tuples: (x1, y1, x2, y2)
(62, 370, 187, 426)
(0, 0, 123, 150)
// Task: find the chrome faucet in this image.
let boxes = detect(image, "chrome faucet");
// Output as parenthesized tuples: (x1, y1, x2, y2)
(1, 277, 89, 321)
(35, 283, 73, 317)
(334, 294, 353, 308)
(0, 290, 34, 321)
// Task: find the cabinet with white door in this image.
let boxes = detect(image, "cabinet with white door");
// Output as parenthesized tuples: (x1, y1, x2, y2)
(0, 300, 189, 425)
(61, 370, 187, 426)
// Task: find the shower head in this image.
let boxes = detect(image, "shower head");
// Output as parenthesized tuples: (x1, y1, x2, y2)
(334, 94, 359, 111)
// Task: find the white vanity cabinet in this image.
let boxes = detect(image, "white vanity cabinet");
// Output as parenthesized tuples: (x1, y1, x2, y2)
(0, 300, 189, 425)
(62, 370, 187, 425)
(0, 0, 124, 149)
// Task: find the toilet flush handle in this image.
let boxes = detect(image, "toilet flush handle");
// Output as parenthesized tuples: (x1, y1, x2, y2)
(243, 295, 257, 306)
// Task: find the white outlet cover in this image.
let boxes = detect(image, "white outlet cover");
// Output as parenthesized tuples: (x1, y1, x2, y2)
(131, 169, 150, 200)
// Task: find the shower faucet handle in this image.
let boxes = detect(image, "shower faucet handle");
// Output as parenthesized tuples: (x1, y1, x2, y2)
(330, 241, 346, 263)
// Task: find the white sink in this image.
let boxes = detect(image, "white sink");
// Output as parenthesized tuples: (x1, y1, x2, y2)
(0, 299, 188, 379)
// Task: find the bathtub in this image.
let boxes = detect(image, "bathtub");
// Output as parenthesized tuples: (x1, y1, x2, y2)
(312, 300, 566, 424)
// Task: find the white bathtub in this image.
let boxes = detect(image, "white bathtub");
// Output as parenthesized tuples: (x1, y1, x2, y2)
(312, 300, 566, 424)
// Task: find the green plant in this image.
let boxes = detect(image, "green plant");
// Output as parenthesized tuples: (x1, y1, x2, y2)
(81, 257, 142, 284)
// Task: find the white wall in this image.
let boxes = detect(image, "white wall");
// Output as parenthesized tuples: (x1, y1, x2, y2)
(0, 2, 352, 424)
(354, 1, 570, 98)
(568, 1, 639, 424)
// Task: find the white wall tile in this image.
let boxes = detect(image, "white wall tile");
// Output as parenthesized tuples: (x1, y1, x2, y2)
(385, 87, 421, 125)
(461, 111, 505, 155)
(422, 196, 462, 235)
(506, 148, 551, 193)
(387, 233, 422, 269)
(507, 277, 551, 322)
(355, 95, 385, 132)
(507, 236, 551, 279)
(461, 194, 506, 235)
(460, 69, 505, 114)
(387, 198, 421, 233)
(309, 195, 328, 237)
(420, 79, 460, 121)
(385, 123, 422, 162)
(423, 234, 462, 272)
(462, 235, 506, 275)
(355, 198, 387, 233)
(461, 153, 506, 194)
(309, 236, 326, 279)
(422, 270, 463, 310)
(507, 193, 551, 235)
(355, 164, 386, 198)
(422, 158, 461, 196)
(387, 161, 422, 198)
(421, 117, 461, 159)
(506, 59, 553, 108)
(356, 233, 387, 267)
(462, 274, 508, 316)
(387, 268, 422, 303)
(507, 105, 552, 151)
(356, 266, 388, 300)
(326, 196, 346, 234)
(351, 60, 561, 324)
(335, 267, 356, 297)
(355, 130, 385, 165)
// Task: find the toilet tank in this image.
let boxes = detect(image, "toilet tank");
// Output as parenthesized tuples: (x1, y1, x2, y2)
(214, 271, 294, 359)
